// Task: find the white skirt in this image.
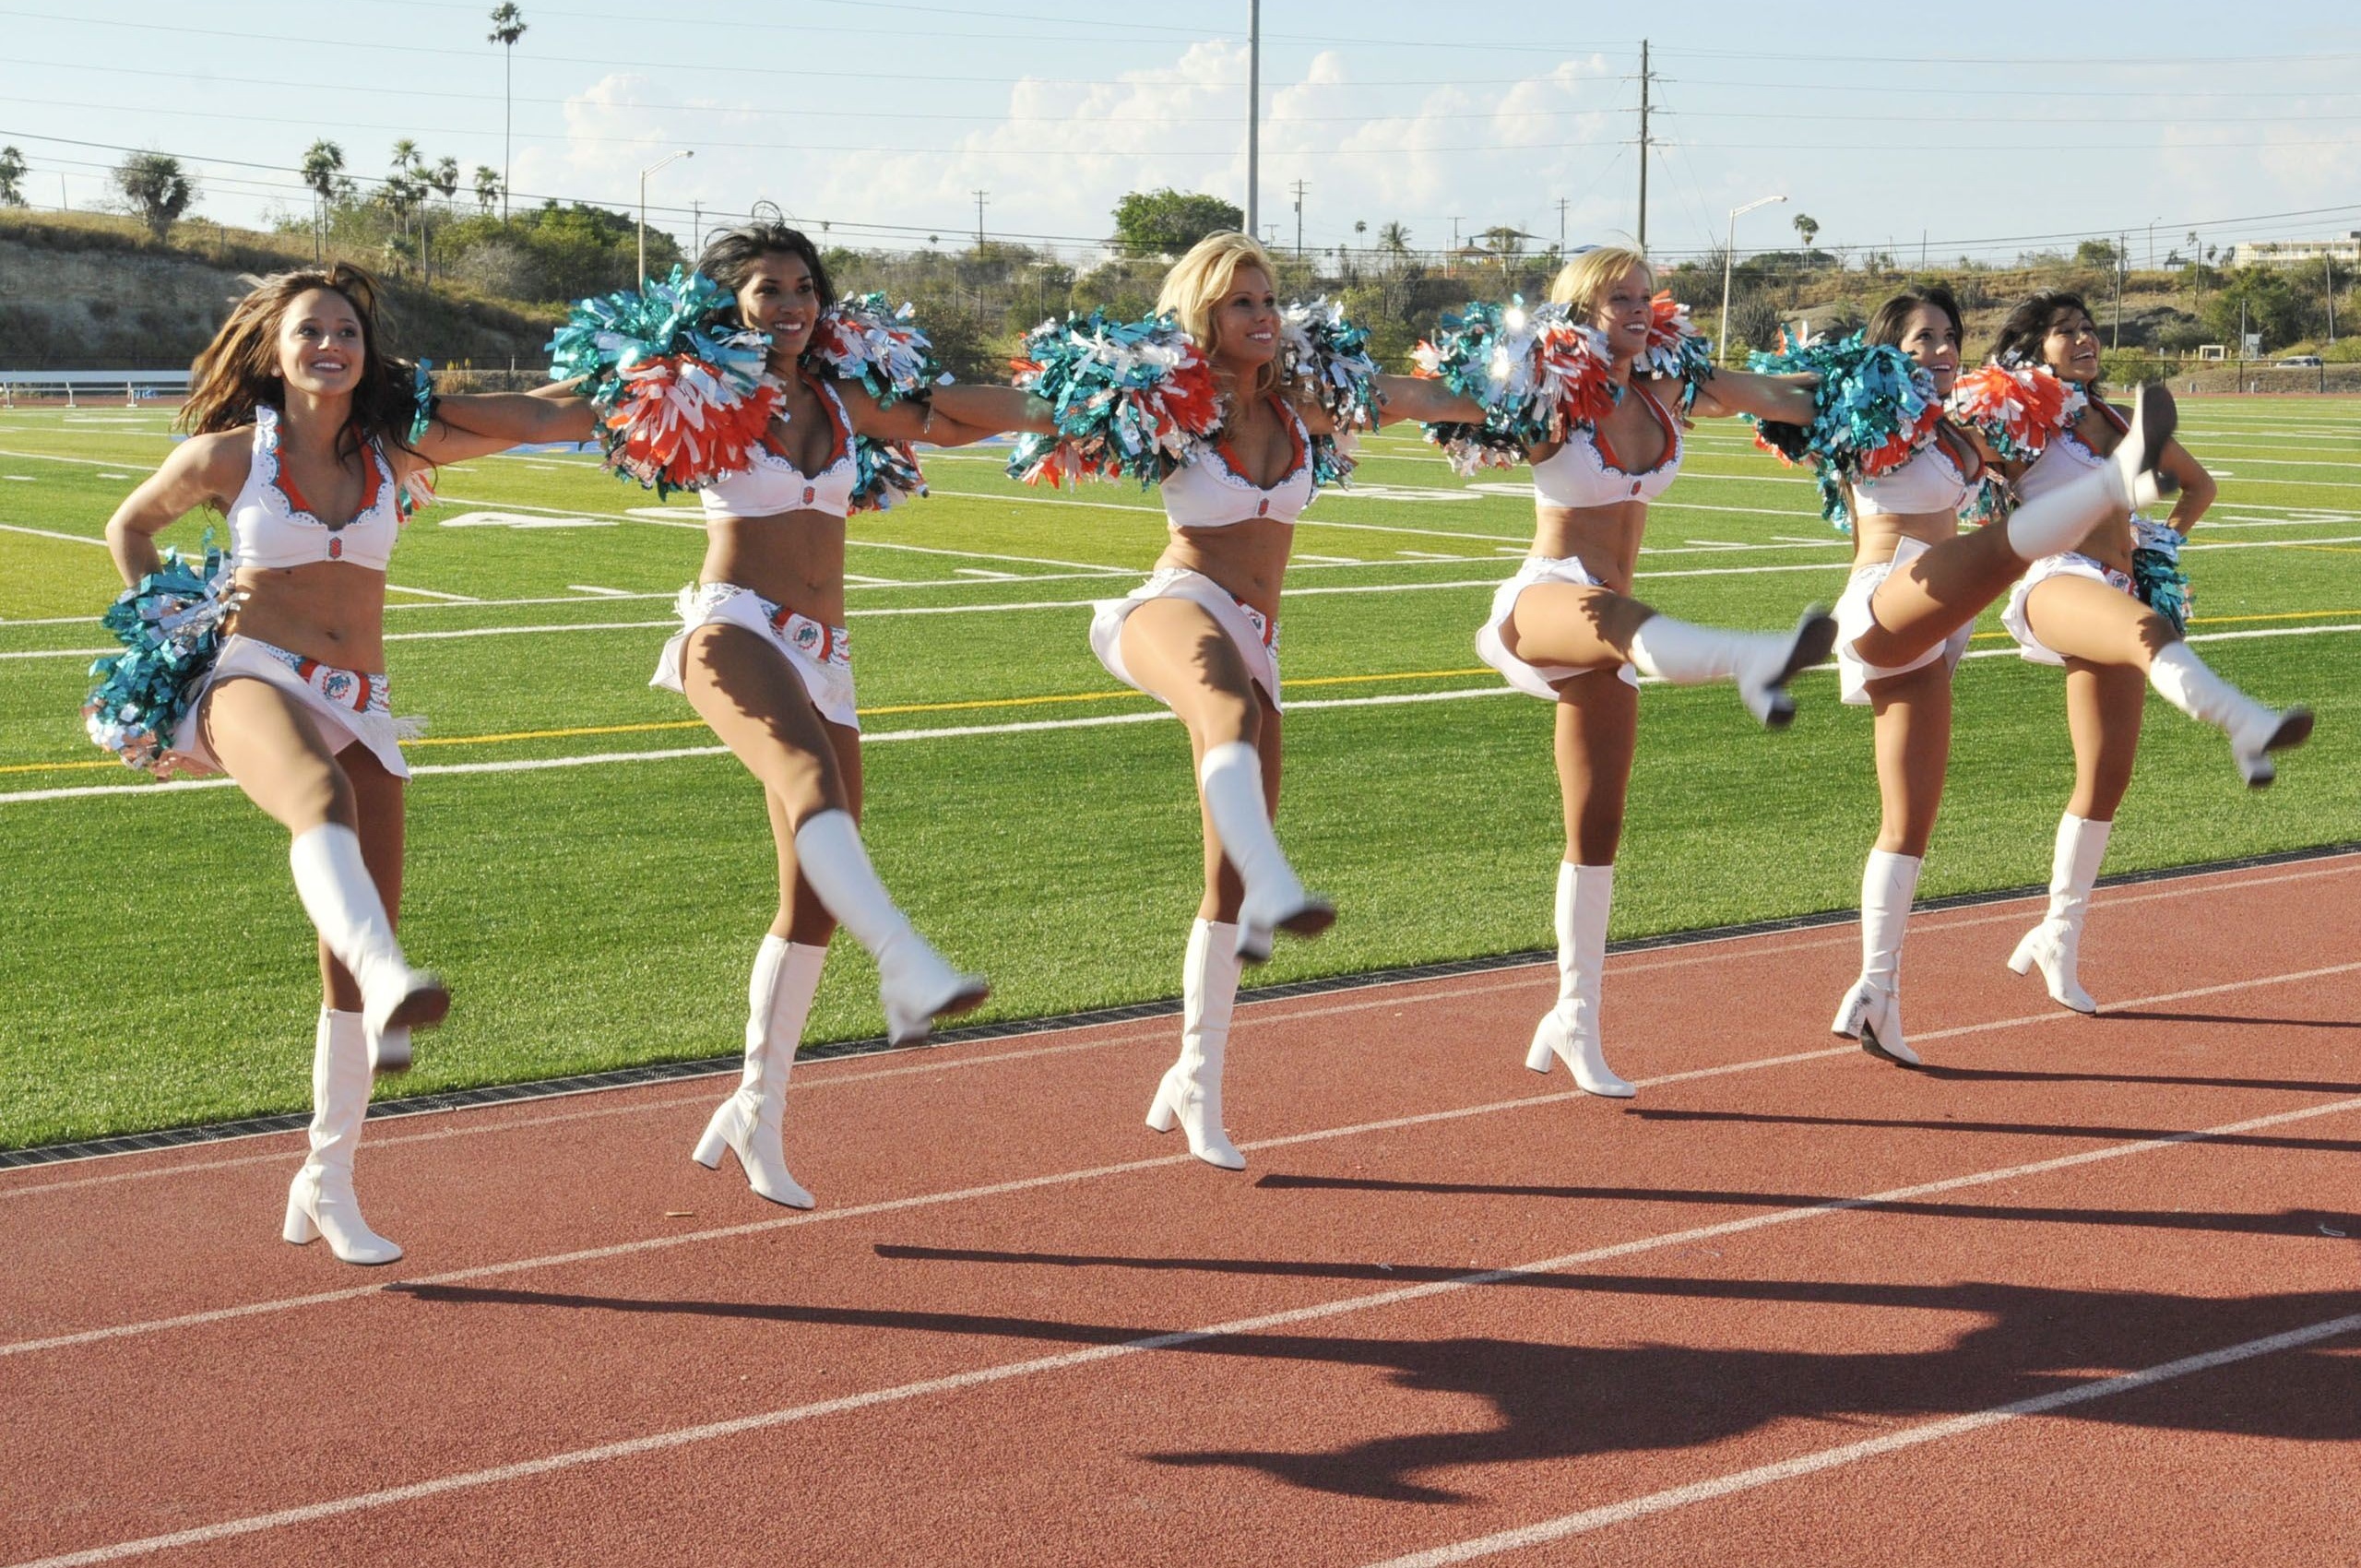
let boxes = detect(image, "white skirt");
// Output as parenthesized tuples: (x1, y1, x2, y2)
(2001, 552, 2136, 669)
(1476, 555, 1640, 699)
(1089, 566, 1280, 710)
(169, 634, 413, 778)
(653, 582, 860, 731)
(1833, 536, 1975, 705)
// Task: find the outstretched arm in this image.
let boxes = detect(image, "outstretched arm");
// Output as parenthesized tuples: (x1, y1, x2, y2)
(1368, 374, 1485, 427)
(848, 381, 1056, 445)
(416, 385, 598, 464)
(1687, 367, 1816, 424)
(103, 432, 245, 586)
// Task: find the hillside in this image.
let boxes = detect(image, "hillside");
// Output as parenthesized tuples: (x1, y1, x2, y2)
(0, 211, 562, 375)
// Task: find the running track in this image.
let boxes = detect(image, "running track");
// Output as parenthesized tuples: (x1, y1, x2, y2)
(4, 854, 2357, 1566)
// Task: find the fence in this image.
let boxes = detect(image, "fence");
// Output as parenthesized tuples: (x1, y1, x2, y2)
(0, 370, 192, 408)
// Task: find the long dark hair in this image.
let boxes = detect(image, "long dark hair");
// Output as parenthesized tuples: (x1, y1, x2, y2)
(179, 263, 421, 462)
(1866, 284, 1963, 350)
(1991, 290, 2098, 389)
(695, 224, 835, 329)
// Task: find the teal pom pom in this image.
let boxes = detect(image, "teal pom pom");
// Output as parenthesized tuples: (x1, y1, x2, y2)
(1412, 299, 1616, 472)
(1280, 299, 1383, 486)
(406, 359, 437, 446)
(2131, 517, 2192, 634)
(1005, 311, 1225, 488)
(82, 534, 242, 775)
(548, 267, 783, 498)
(807, 293, 946, 410)
(848, 436, 927, 514)
(1747, 332, 1943, 529)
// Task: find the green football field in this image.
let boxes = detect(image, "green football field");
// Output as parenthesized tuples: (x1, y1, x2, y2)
(1, 398, 2355, 1149)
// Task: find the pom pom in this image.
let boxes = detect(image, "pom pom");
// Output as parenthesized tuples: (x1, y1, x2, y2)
(405, 358, 438, 446)
(806, 293, 946, 410)
(1412, 299, 1617, 474)
(548, 267, 784, 499)
(1004, 310, 1225, 488)
(1946, 361, 2086, 463)
(1279, 298, 1383, 486)
(2131, 517, 2193, 634)
(1637, 292, 1715, 411)
(848, 435, 927, 514)
(1746, 331, 1943, 528)
(82, 535, 242, 777)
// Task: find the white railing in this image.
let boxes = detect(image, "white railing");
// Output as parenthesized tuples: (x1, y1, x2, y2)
(0, 371, 193, 409)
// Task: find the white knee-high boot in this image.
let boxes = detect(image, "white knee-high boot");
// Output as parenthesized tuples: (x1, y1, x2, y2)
(694, 936, 825, 1207)
(2145, 642, 2315, 787)
(283, 1007, 402, 1265)
(790, 809, 985, 1045)
(2009, 814, 2111, 1014)
(2003, 383, 2177, 563)
(1145, 919, 1247, 1170)
(1833, 849, 1923, 1065)
(1525, 861, 1634, 1097)
(1627, 607, 1839, 728)
(288, 824, 446, 1051)
(1198, 741, 1333, 963)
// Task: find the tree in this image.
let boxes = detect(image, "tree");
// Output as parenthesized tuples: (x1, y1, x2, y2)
(1477, 225, 1526, 258)
(0, 145, 27, 208)
(2075, 237, 2122, 269)
(300, 139, 349, 203)
(1110, 188, 1244, 258)
(488, 3, 528, 220)
(431, 156, 461, 218)
(113, 151, 196, 242)
(474, 165, 504, 216)
(1791, 212, 1819, 253)
(1378, 220, 1411, 256)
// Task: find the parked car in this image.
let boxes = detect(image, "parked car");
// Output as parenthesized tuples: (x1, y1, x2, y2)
(2275, 354, 2324, 368)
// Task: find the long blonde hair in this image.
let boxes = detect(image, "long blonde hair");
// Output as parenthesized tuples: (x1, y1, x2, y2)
(1157, 232, 1287, 400)
(1548, 245, 1652, 325)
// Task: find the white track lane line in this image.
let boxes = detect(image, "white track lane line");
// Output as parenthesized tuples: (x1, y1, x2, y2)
(9, 854, 2347, 1196)
(1360, 1313, 2361, 1568)
(14, 1089, 2361, 1568)
(5, 956, 2355, 1363)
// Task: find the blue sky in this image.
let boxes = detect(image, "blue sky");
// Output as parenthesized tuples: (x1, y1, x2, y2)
(5, 1, 2360, 265)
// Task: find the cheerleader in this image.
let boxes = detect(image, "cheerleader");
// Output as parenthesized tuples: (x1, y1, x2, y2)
(91, 264, 588, 1264)
(1016, 232, 1482, 1170)
(1982, 291, 2309, 1013)
(1445, 245, 1841, 1099)
(450, 225, 1045, 1209)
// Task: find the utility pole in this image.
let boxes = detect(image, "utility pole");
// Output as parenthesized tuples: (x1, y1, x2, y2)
(1635, 38, 1652, 250)
(1557, 196, 1570, 253)
(2112, 232, 2127, 350)
(2329, 252, 2338, 345)
(1245, 0, 1261, 239)
(1921, 229, 1928, 268)
(973, 189, 989, 247)
(1290, 179, 1307, 259)
(1449, 215, 1465, 278)
(691, 200, 701, 259)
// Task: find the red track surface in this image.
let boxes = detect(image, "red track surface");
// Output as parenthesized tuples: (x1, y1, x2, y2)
(5, 855, 2359, 1567)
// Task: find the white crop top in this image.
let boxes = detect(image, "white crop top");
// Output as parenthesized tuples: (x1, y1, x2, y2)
(2015, 398, 2122, 506)
(1161, 397, 1315, 529)
(1853, 432, 1975, 518)
(225, 405, 402, 571)
(700, 374, 858, 521)
(1531, 385, 1681, 507)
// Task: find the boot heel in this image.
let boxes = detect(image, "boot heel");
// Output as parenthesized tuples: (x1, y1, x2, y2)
(691, 1102, 736, 1170)
(1145, 1073, 1180, 1134)
(283, 1186, 320, 1246)
(1525, 1017, 1558, 1075)
(2006, 929, 2041, 977)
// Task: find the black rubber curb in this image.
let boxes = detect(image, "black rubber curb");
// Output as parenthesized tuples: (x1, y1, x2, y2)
(6, 839, 2352, 1171)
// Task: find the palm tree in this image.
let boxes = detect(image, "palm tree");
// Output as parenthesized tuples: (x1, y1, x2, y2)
(487, 4, 528, 221)
(1792, 211, 1820, 258)
(386, 141, 426, 279)
(474, 164, 503, 216)
(432, 156, 460, 216)
(1378, 220, 1410, 256)
(300, 139, 345, 260)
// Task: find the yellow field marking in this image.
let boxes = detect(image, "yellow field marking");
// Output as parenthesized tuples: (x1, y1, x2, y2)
(0, 668, 1502, 775)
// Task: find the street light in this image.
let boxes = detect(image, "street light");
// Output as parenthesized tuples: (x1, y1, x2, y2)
(637, 148, 693, 281)
(1719, 193, 1787, 365)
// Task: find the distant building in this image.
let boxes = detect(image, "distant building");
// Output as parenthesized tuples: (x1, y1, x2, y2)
(2227, 233, 2361, 267)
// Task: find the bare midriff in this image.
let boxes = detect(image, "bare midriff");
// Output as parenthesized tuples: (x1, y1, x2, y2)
(228, 564, 390, 671)
(1525, 482, 1647, 595)
(1158, 517, 1294, 621)
(699, 510, 851, 626)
